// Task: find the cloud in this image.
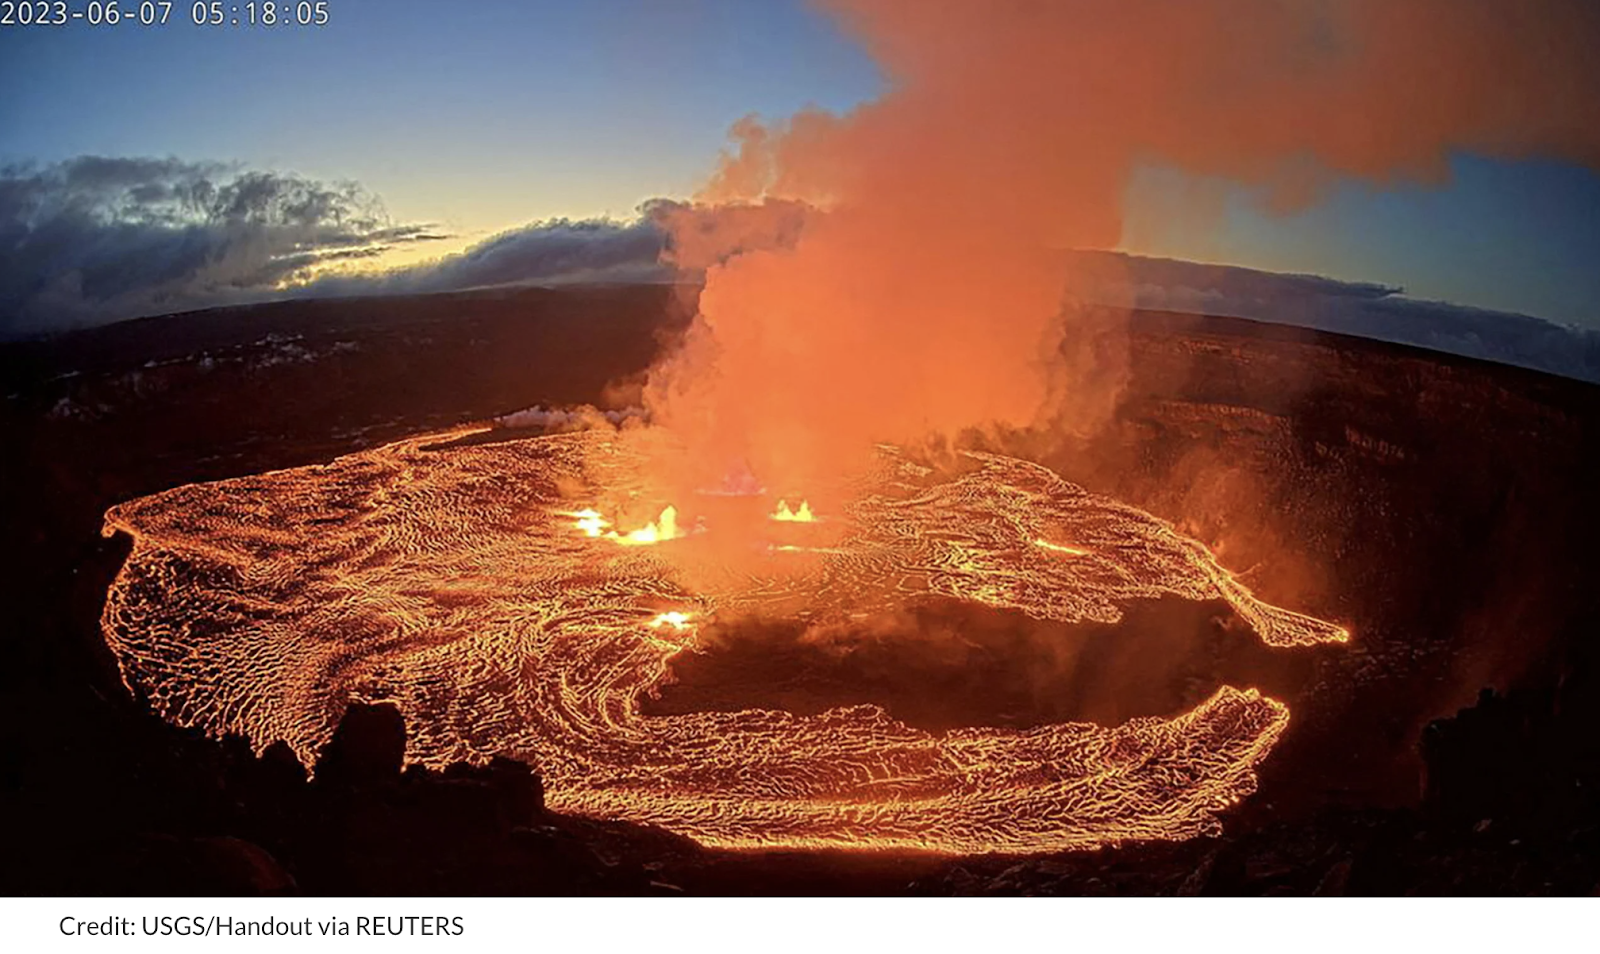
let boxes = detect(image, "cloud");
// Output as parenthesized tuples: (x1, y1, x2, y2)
(0, 163, 821, 338)
(4, 156, 1593, 386)
(1061, 251, 1600, 384)
(298, 215, 670, 299)
(283, 198, 814, 304)
(0, 156, 445, 337)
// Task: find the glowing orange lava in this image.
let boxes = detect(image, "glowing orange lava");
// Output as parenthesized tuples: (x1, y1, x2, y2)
(100, 426, 1346, 853)
(772, 499, 816, 522)
(567, 504, 684, 545)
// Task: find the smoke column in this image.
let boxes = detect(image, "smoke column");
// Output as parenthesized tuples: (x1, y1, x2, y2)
(646, 0, 1600, 492)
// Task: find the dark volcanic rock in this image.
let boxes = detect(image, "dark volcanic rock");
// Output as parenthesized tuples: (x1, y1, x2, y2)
(125, 835, 297, 896)
(313, 703, 407, 788)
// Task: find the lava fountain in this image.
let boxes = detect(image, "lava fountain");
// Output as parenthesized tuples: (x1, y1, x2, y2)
(100, 423, 1346, 853)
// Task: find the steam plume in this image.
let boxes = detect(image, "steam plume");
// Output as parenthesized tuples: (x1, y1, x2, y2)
(646, 0, 1600, 488)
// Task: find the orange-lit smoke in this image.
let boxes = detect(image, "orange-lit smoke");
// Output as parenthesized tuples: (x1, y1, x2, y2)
(645, 0, 1600, 491)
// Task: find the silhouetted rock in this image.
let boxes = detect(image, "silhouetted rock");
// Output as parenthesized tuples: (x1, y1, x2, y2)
(1313, 857, 1354, 896)
(487, 756, 545, 824)
(258, 740, 309, 787)
(1421, 682, 1594, 837)
(109, 834, 295, 895)
(313, 704, 406, 787)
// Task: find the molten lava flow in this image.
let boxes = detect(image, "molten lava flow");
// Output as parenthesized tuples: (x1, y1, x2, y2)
(567, 505, 684, 545)
(100, 426, 1346, 853)
(649, 611, 694, 631)
(772, 500, 815, 522)
(615, 505, 682, 546)
(568, 508, 609, 537)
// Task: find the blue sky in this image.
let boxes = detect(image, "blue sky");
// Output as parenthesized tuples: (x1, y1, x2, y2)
(3, 0, 1597, 328)
(1, 1, 882, 230)
(1125, 155, 1600, 328)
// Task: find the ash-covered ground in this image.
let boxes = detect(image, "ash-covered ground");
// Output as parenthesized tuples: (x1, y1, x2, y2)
(3, 284, 1598, 894)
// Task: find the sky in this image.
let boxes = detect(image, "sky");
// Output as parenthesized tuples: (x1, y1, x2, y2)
(1125, 155, 1600, 328)
(2, 0, 1598, 329)
(1, 0, 882, 247)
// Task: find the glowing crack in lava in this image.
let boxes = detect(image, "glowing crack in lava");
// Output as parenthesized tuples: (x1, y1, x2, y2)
(100, 426, 1347, 853)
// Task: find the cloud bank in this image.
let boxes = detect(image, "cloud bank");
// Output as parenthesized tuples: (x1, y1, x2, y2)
(0, 162, 815, 338)
(297, 216, 668, 299)
(0, 156, 445, 337)
(292, 197, 811, 299)
(1063, 251, 1600, 384)
(3, 156, 1596, 386)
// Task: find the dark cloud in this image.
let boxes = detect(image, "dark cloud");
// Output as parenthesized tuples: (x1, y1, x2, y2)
(298, 214, 670, 298)
(0, 160, 810, 337)
(296, 197, 814, 298)
(0, 156, 443, 337)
